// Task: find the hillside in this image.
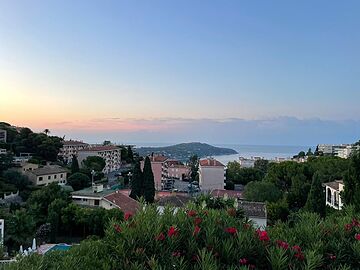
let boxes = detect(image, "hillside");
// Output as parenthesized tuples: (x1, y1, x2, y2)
(136, 142, 237, 160)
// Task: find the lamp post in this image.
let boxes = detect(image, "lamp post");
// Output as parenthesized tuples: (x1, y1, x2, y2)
(91, 170, 95, 186)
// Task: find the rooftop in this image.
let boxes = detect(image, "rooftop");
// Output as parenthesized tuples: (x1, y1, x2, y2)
(79, 145, 120, 152)
(63, 140, 88, 146)
(103, 191, 140, 214)
(210, 189, 243, 199)
(238, 200, 267, 218)
(29, 165, 68, 176)
(199, 158, 224, 167)
(71, 186, 116, 198)
(323, 180, 344, 191)
(149, 155, 168, 163)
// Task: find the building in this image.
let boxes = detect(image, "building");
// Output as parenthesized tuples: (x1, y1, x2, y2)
(0, 219, 4, 245)
(0, 129, 7, 143)
(167, 160, 190, 180)
(26, 165, 68, 186)
(14, 162, 39, 174)
(238, 200, 267, 228)
(141, 155, 169, 190)
(78, 146, 121, 174)
(0, 149, 6, 155)
(59, 140, 89, 163)
(210, 189, 243, 199)
(198, 158, 225, 191)
(323, 180, 344, 210)
(71, 185, 139, 214)
(317, 144, 359, 159)
(238, 157, 255, 168)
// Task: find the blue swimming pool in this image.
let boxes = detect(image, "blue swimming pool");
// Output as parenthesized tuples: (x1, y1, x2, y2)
(47, 244, 71, 252)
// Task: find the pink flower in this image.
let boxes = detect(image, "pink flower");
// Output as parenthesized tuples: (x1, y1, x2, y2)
(329, 254, 336, 260)
(155, 232, 165, 241)
(113, 224, 122, 233)
(352, 218, 360, 227)
(276, 240, 289, 250)
(345, 223, 353, 231)
(168, 226, 179, 238)
(194, 217, 203, 225)
(172, 251, 181, 257)
(292, 245, 302, 253)
(256, 229, 270, 241)
(294, 252, 305, 261)
(187, 210, 197, 217)
(193, 225, 201, 236)
(225, 227, 238, 235)
(355, 233, 360, 240)
(124, 212, 133, 221)
(239, 258, 248, 265)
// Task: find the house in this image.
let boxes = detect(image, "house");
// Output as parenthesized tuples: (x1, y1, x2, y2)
(238, 200, 267, 228)
(167, 162, 190, 180)
(78, 145, 121, 174)
(323, 180, 344, 210)
(71, 185, 139, 214)
(198, 158, 225, 191)
(15, 162, 39, 174)
(26, 165, 68, 186)
(0, 129, 7, 143)
(59, 140, 89, 163)
(141, 155, 169, 190)
(238, 157, 255, 168)
(210, 189, 243, 199)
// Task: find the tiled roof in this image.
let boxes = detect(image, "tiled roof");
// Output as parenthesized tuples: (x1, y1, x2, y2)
(103, 191, 140, 214)
(79, 146, 120, 152)
(30, 165, 68, 176)
(210, 189, 243, 199)
(157, 194, 193, 207)
(323, 180, 343, 191)
(199, 158, 224, 167)
(63, 140, 88, 146)
(150, 155, 168, 162)
(166, 160, 182, 166)
(238, 200, 267, 218)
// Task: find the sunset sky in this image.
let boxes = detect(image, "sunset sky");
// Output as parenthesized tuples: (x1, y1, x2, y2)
(1, 1, 359, 145)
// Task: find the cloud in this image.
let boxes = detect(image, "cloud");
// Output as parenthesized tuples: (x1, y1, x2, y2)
(46, 116, 360, 146)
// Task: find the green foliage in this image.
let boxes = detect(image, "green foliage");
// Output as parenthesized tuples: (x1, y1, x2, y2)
(143, 156, 155, 203)
(244, 181, 282, 203)
(127, 145, 134, 163)
(267, 199, 290, 223)
(0, 153, 13, 173)
(2, 170, 30, 191)
(254, 159, 269, 174)
(70, 155, 79, 174)
(305, 172, 326, 216)
(226, 161, 264, 185)
(129, 160, 144, 200)
(67, 172, 90, 191)
(189, 155, 199, 182)
(82, 156, 106, 173)
(343, 150, 360, 210)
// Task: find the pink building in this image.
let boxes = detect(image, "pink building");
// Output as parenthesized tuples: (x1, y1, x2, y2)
(141, 155, 168, 190)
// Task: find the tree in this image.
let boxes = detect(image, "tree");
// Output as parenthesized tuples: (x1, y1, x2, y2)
(188, 155, 199, 182)
(103, 140, 112, 146)
(0, 153, 13, 173)
(82, 156, 106, 173)
(306, 148, 313, 156)
(127, 145, 134, 163)
(244, 181, 282, 203)
(305, 172, 326, 216)
(226, 162, 263, 185)
(70, 155, 80, 174)
(297, 151, 306, 158)
(67, 173, 91, 191)
(286, 174, 311, 211)
(343, 150, 360, 210)
(254, 159, 269, 174)
(142, 156, 155, 203)
(2, 170, 30, 190)
(129, 160, 143, 200)
(43, 129, 50, 135)
(47, 199, 68, 242)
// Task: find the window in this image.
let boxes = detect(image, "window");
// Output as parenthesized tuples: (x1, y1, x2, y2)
(39, 177, 43, 181)
(60, 174, 63, 178)
(94, 200, 100, 206)
(327, 188, 332, 203)
(54, 175, 57, 179)
(48, 176, 51, 180)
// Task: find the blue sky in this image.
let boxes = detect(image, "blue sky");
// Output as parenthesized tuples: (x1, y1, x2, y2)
(0, 1, 359, 145)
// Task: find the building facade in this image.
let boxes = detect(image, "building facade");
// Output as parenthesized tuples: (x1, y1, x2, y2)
(323, 180, 344, 210)
(141, 155, 169, 190)
(78, 146, 121, 174)
(59, 140, 90, 163)
(198, 158, 225, 191)
(26, 165, 68, 186)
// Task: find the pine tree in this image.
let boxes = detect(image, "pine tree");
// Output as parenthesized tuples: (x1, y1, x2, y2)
(127, 145, 134, 163)
(343, 150, 360, 210)
(305, 172, 325, 216)
(143, 156, 155, 203)
(71, 155, 79, 174)
(129, 160, 143, 200)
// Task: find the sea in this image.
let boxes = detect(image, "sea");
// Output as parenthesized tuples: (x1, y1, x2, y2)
(128, 142, 312, 164)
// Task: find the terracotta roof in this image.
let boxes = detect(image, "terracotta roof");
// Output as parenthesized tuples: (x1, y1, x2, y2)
(79, 146, 120, 152)
(323, 180, 344, 191)
(238, 200, 267, 218)
(63, 140, 88, 146)
(210, 189, 243, 199)
(199, 158, 224, 167)
(103, 191, 140, 214)
(157, 195, 193, 207)
(30, 165, 68, 176)
(166, 160, 182, 166)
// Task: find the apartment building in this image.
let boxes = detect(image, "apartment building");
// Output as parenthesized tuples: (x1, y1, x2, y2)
(78, 145, 121, 174)
(141, 155, 168, 190)
(27, 165, 68, 186)
(59, 140, 89, 163)
(198, 158, 225, 191)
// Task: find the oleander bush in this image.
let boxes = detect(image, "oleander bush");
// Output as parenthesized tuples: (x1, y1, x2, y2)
(5, 204, 360, 270)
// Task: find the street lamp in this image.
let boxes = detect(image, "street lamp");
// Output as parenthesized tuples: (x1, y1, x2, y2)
(91, 170, 96, 186)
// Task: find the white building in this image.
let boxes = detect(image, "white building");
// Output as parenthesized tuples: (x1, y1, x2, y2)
(78, 146, 121, 174)
(317, 144, 359, 159)
(238, 200, 267, 228)
(26, 165, 68, 186)
(238, 157, 255, 168)
(0, 129, 7, 143)
(198, 158, 225, 191)
(0, 219, 4, 245)
(59, 140, 89, 163)
(323, 180, 344, 210)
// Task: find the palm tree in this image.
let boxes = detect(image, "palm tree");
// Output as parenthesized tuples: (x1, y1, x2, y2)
(43, 129, 50, 135)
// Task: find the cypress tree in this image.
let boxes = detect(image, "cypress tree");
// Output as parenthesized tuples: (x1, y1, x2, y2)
(127, 145, 134, 163)
(71, 155, 79, 174)
(343, 150, 360, 210)
(143, 156, 155, 203)
(305, 172, 325, 216)
(130, 160, 143, 200)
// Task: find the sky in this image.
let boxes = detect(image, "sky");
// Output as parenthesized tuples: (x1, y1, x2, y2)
(0, 1, 359, 145)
